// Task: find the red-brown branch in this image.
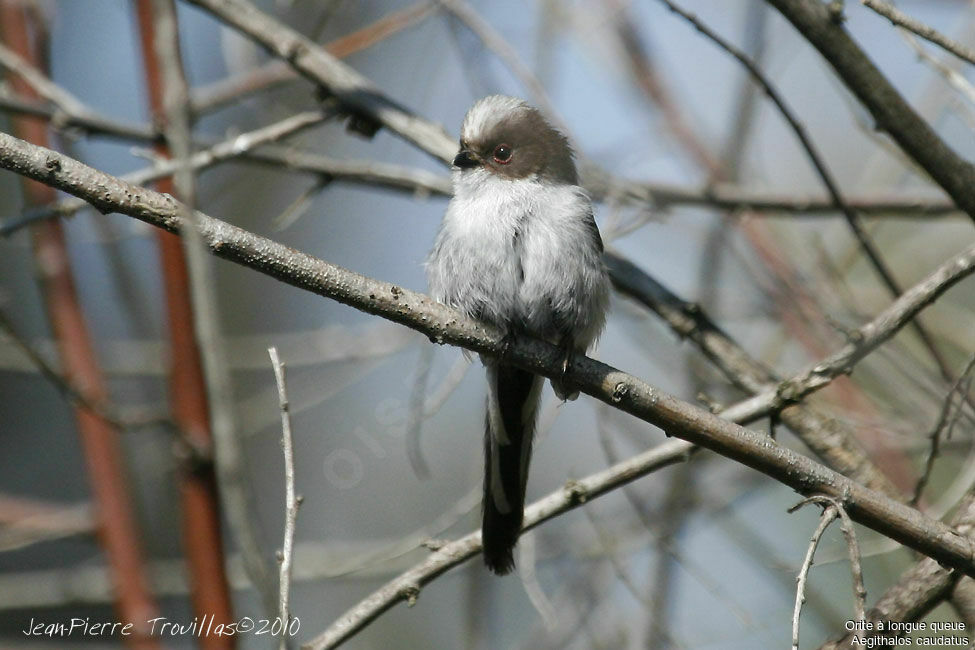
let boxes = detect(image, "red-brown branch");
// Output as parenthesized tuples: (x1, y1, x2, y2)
(0, 4, 161, 647)
(134, 1, 235, 646)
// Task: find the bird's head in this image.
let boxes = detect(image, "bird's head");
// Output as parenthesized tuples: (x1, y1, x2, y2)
(452, 95, 577, 185)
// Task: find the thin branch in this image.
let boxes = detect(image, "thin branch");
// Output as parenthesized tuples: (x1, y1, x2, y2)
(0, 308, 174, 432)
(913, 354, 975, 506)
(304, 439, 694, 650)
(819, 491, 975, 649)
(0, 41, 155, 143)
(715, 243, 975, 427)
(791, 502, 839, 650)
(0, 79, 961, 224)
(271, 176, 330, 231)
(138, 0, 243, 637)
(269, 347, 302, 650)
(646, 462, 695, 649)
(0, 3, 433, 144)
(0, 496, 93, 552)
(1, 109, 331, 236)
(792, 496, 868, 622)
(898, 27, 975, 110)
(0, 87, 160, 142)
(189, 1, 435, 115)
(405, 345, 434, 478)
(515, 533, 558, 631)
(422, 352, 470, 418)
(606, 250, 975, 498)
(657, 0, 959, 416)
(434, 0, 563, 128)
(183, 0, 457, 162)
(766, 0, 975, 221)
(3, 132, 974, 590)
(862, 0, 975, 66)
(0, 40, 91, 117)
(0, 94, 961, 218)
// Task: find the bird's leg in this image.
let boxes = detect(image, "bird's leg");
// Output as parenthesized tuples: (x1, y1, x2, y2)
(549, 336, 579, 401)
(499, 329, 518, 362)
(558, 336, 575, 381)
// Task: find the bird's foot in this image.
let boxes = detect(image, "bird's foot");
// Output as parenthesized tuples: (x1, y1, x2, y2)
(553, 338, 579, 401)
(499, 330, 517, 361)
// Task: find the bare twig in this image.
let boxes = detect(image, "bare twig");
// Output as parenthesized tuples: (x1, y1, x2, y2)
(792, 496, 868, 622)
(791, 502, 839, 650)
(0, 41, 156, 143)
(0, 4, 432, 144)
(304, 439, 693, 650)
(1, 109, 330, 236)
(913, 354, 975, 506)
(606, 250, 975, 498)
(190, 1, 435, 115)
(0, 87, 160, 142)
(434, 0, 563, 128)
(139, 0, 246, 634)
(646, 462, 695, 649)
(4, 132, 975, 637)
(183, 0, 456, 162)
(0, 6, 162, 643)
(271, 176, 330, 231)
(862, 0, 975, 66)
(405, 345, 434, 478)
(898, 27, 975, 109)
(716, 243, 975, 427)
(269, 347, 302, 650)
(767, 0, 975, 221)
(0, 308, 173, 432)
(516, 533, 558, 630)
(0, 496, 93, 552)
(820, 491, 975, 649)
(0, 81, 962, 224)
(657, 0, 958, 416)
(0, 40, 91, 117)
(422, 353, 470, 418)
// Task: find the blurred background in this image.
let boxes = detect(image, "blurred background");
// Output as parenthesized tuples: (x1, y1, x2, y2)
(0, 0, 974, 648)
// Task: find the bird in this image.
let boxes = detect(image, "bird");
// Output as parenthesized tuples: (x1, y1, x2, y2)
(426, 95, 610, 574)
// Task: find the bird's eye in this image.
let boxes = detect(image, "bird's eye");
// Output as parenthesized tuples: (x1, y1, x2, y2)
(493, 144, 512, 164)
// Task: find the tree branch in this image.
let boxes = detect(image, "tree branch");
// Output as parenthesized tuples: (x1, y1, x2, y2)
(659, 0, 959, 409)
(862, 0, 975, 66)
(820, 491, 975, 649)
(304, 439, 694, 650)
(183, 0, 456, 163)
(766, 0, 975, 222)
(1, 131, 973, 584)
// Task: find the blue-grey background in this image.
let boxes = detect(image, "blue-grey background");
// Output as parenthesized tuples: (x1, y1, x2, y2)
(1, 0, 974, 648)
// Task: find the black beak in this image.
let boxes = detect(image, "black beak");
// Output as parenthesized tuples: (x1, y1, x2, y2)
(453, 149, 478, 169)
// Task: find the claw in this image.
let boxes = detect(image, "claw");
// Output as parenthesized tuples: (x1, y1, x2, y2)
(553, 337, 578, 401)
(559, 337, 574, 378)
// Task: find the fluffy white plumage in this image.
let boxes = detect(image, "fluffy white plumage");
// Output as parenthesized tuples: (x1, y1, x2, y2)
(428, 167, 607, 350)
(428, 95, 608, 352)
(425, 95, 609, 574)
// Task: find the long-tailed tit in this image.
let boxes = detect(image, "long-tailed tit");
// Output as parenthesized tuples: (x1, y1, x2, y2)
(427, 96, 610, 574)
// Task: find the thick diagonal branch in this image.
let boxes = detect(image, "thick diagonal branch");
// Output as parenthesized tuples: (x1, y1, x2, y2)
(1, 132, 973, 580)
(766, 0, 975, 222)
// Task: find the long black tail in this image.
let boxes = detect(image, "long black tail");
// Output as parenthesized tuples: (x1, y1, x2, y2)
(482, 363, 543, 574)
